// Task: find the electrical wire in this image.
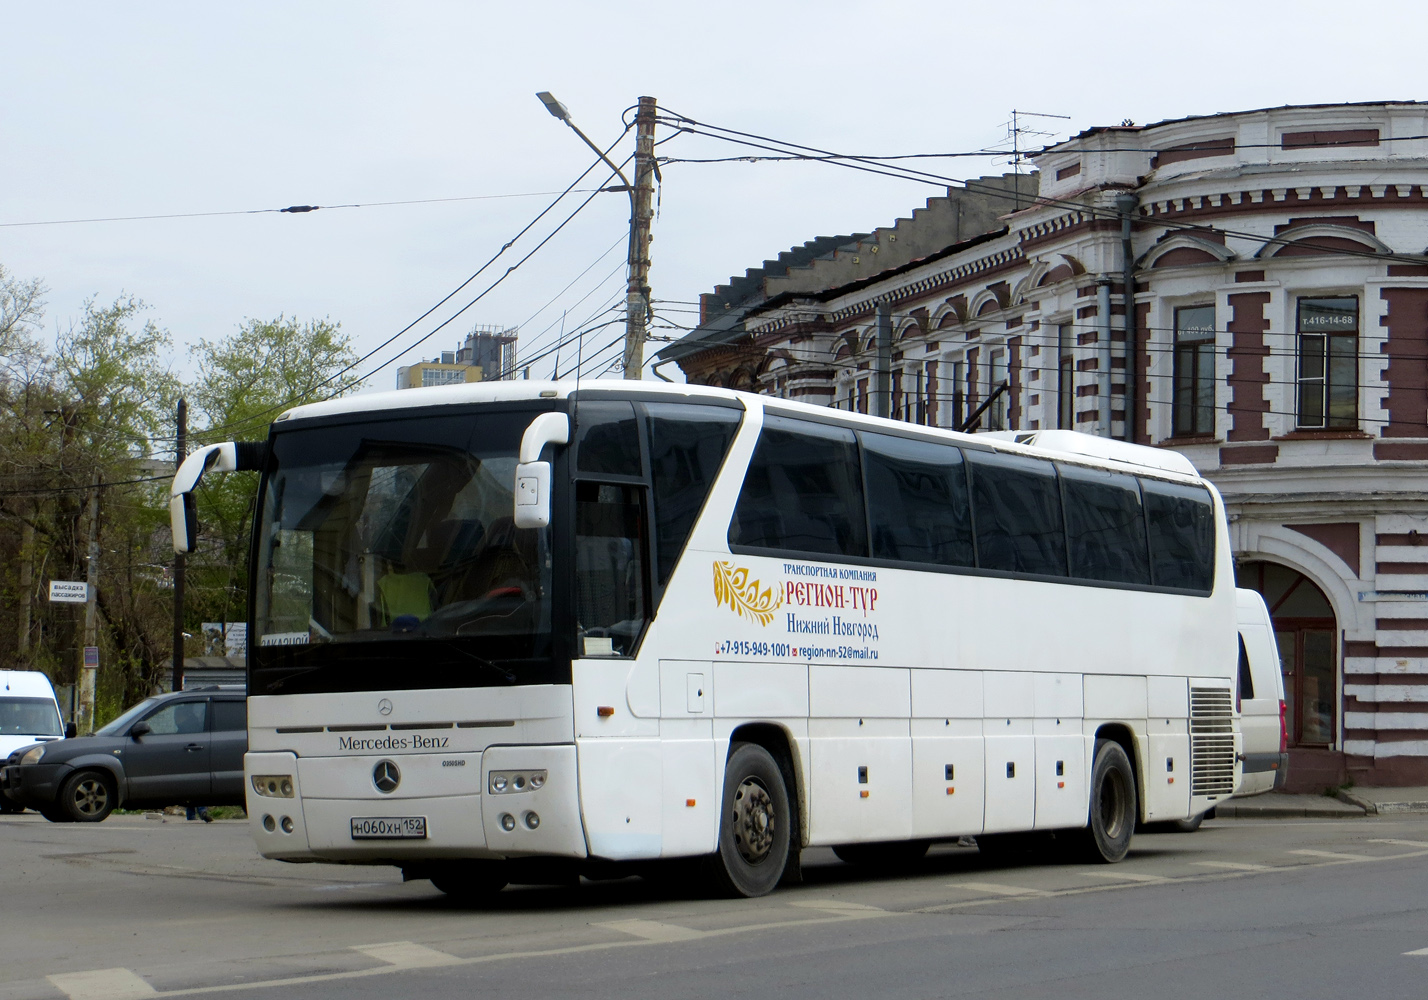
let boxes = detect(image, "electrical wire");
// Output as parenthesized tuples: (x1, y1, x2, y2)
(0, 189, 607, 229)
(190, 132, 634, 444)
(655, 109, 1428, 269)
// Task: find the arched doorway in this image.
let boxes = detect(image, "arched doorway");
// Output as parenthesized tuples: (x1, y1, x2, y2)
(1236, 561, 1337, 747)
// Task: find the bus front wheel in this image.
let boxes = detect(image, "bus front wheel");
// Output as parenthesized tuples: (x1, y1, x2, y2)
(1079, 739, 1137, 863)
(707, 742, 792, 898)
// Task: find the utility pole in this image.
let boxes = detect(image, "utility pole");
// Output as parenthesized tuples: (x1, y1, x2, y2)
(78, 471, 100, 730)
(172, 398, 187, 693)
(875, 301, 893, 418)
(17, 520, 34, 666)
(623, 96, 658, 379)
(536, 91, 659, 380)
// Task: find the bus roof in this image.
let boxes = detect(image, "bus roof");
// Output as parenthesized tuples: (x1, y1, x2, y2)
(275, 380, 1201, 481)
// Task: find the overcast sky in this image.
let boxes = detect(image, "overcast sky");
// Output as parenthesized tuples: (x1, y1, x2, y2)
(3, 1, 1424, 392)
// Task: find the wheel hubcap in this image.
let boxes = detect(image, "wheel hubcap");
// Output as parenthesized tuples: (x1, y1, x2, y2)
(73, 779, 108, 816)
(731, 777, 775, 864)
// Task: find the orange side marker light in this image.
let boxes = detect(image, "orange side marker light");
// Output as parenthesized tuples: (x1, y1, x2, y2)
(945, 786, 955, 795)
(686, 798, 696, 807)
(860, 790, 869, 798)
(596, 706, 615, 717)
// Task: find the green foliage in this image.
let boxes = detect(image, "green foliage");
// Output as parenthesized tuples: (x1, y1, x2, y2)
(0, 266, 354, 715)
(184, 317, 358, 632)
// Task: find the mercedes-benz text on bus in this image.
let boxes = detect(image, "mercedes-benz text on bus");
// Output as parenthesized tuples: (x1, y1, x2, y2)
(171, 381, 1240, 898)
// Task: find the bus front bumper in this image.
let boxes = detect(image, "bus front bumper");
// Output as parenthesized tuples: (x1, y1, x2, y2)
(244, 744, 587, 863)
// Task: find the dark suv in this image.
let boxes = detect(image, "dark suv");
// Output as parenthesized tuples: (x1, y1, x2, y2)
(0, 688, 246, 822)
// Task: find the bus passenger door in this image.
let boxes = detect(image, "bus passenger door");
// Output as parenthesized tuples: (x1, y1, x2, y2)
(1033, 672, 1086, 830)
(659, 659, 718, 857)
(983, 671, 1035, 833)
(910, 669, 984, 838)
(1145, 676, 1191, 822)
(808, 665, 911, 845)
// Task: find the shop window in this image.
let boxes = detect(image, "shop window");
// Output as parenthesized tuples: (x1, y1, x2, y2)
(1297, 297, 1358, 429)
(1172, 305, 1216, 436)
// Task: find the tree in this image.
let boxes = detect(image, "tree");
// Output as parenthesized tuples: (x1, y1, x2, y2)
(184, 316, 358, 635)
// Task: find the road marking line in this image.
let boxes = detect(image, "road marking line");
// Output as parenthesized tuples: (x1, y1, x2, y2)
(788, 899, 886, 912)
(951, 881, 1049, 896)
(1404, 947, 1428, 956)
(597, 919, 705, 943)
(1289, 849, 1378, 862)
(1078, 871, 1168, 883)
(1371, 839, 1428, 848)
(352, 942, 462, 968)
(48, 968, 157, 1000)
(1193, 861, 1271, 871)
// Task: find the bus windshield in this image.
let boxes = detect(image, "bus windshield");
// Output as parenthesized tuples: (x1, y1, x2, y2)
(252, 408, 555, 692)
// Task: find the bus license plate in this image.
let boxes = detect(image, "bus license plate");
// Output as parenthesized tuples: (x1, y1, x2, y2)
(350, 816, 427, 840)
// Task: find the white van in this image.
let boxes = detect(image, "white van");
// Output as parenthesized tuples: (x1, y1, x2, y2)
(0, 670, 69, 812)
(1235, 589, 1288, 795)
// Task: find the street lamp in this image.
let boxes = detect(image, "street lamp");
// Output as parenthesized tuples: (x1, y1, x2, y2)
(537, 90, 656, 380)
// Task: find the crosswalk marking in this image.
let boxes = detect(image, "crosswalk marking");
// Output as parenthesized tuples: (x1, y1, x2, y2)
(47, 968, 156, 1000)
(1404, 947, 1428, 956)
(951, 881, 1049, 896)
(1371, 839, 1428, 849)
(597, 918, 705, 942)
(1079, 871, 1167, 883)
(1193, 860, 1271, 871)
(353, 941, 461, 968)
(1289, 848, 1378, 862)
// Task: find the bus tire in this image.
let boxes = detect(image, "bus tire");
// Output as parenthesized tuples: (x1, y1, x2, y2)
(832, 840, 930, 869)
(429, 862, 508, 901)
(1079, 739, 1136, 863)
(707, 742, 792, 898)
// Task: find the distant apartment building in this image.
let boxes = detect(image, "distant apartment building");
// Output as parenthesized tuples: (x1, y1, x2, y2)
(663, 101, 1428, 791)
(396, 325, 519, 389)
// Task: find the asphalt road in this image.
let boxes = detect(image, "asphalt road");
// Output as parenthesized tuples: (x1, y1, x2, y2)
(5, 810, 1428, 1000)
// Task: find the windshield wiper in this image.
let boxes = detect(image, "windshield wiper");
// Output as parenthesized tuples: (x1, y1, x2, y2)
(428, 639, 517, 684)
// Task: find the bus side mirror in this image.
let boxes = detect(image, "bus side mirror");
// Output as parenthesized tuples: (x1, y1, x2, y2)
(514, 412, 569, 530)
(514, 462, 552, 529)
(169, 441, 268, 554)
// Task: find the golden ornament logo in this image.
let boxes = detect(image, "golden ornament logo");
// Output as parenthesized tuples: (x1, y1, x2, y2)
(713, 560, 782, 627)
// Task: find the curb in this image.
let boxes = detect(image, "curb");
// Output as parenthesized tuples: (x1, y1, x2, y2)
(1215, 799, 1366, 819)
(1336, 789, 1428, 815)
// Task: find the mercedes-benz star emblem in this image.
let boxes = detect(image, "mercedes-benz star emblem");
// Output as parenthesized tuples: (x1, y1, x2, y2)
(373, 760, 401, 793)
(377, 698, 393, 716)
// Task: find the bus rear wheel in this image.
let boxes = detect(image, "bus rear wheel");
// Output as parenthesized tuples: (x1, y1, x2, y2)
(1078, 739, 1136, 863)
(707, 742, 792, 898)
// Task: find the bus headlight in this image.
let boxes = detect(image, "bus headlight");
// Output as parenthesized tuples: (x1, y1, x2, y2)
(252, 774, 296, 798)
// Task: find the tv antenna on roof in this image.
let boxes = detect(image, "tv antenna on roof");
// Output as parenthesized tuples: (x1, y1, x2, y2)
(996, 110, 1072, 209)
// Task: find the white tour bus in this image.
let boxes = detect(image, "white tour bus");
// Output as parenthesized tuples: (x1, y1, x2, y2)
(171, 381, 1240, 898)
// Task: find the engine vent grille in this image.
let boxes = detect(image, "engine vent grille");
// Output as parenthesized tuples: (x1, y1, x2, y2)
(1190, 687, 1235, 797)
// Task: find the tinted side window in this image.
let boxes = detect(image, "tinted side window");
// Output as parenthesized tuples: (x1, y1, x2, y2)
(729, 416, 866, 558)
(1060, 464, 1150, 585)
(574, 401, 642, 477)
(967, 450, 1067, 577)
(575, 482, 648, 656)
(646, 403, 742, 586)
(211, 700, 247, 732)
(1238, 635, 1255, 699)
(1142, 479, 1216, 592)
(143, 700, 207, 735)
(863, 432, 973, 568)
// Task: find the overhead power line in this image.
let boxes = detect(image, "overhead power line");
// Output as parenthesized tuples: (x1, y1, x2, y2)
(0, 189, 608, 229)
(655, 109, 1428, 270)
